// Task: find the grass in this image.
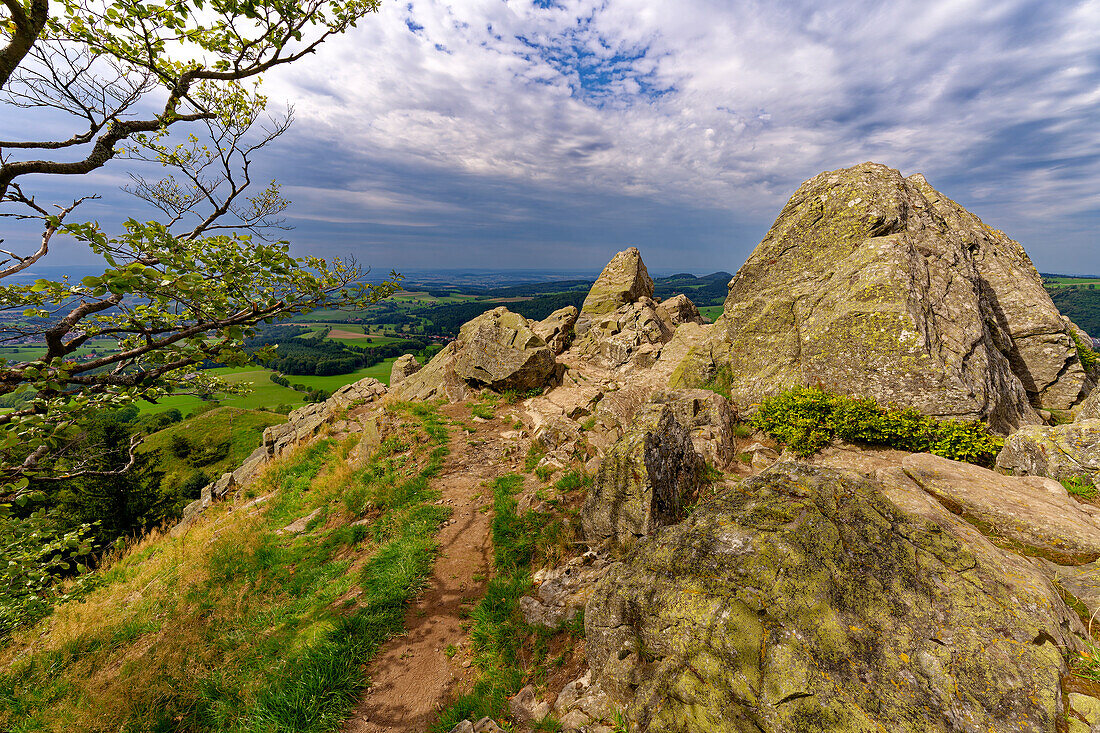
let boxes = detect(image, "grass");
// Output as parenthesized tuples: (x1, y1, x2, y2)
(0, 403, 451, 732)
(471, 403, 494, 420)
(698, 304, 723, 322)
(1061, 475, 1099, 501)
(139, 406, 285, 499)
(1072, 640, 1100, 683)
(431, 474, 581, 732)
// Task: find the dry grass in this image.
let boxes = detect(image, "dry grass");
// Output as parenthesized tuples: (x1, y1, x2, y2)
(0, 404, 451, 732)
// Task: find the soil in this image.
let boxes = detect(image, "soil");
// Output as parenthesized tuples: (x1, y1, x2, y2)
(343, 403, 523, 733)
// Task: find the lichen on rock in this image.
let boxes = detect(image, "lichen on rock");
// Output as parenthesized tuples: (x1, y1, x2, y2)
(581, 402, 705, 547)
(585, 461, 1088, 732)
(672, 162, 1089, 430)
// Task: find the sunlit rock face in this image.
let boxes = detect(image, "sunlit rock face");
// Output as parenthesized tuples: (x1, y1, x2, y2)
(672, 162, 1090, 431)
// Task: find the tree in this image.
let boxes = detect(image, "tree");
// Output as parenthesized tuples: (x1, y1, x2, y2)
(0, 0, 394, 502)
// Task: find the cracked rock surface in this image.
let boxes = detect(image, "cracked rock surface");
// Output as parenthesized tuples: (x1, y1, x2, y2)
(672, 162, 1092, 430)
(585, 461, 1089, 733)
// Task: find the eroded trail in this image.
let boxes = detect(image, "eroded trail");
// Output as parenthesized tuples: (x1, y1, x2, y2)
(343, 404, 515, 733)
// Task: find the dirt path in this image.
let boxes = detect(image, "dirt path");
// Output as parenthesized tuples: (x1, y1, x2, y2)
(343, 404, 517, 733)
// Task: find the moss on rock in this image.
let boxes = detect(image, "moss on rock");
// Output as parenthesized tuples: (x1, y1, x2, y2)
(585, 462, 1088, 732)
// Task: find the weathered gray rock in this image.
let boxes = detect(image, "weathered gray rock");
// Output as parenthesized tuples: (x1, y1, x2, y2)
(997, 419, 1100, 482)
(210, 472, 236, 500)
(580, 247, 654, 319)
(582, 403, 705, 546)
(903, 452, 1100, 564)
(656, 293, 704, 327)
(263, 377, 388, 459)
(650, 388, 738, 468)
(1077, 387, 1100, 421)
(585, 462, 1089, 732)
(672, 162, 1086, 430)
(508, 685, 550, 723)
(450, 305, 557, 389)
(471, 717, 503, 733)
(533, 305, 578, 355)
(390, 307, 558, 400)
(389, 354, 421, 385)
(910, 173, 1092, 411)
(521, 553, 611, 628)
(575, 297, 674, 369)
(232, 445, 269, 487)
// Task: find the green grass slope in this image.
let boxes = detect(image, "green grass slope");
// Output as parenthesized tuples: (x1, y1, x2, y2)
(139, 406, 286, 496)
(0, 404, 449, 732)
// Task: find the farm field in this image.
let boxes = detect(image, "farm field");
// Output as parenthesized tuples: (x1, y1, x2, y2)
(0, 340, 117, 362)
(136, 358, 399, 415)
(699, 305, 723, 321)
(1043, 277, 1100, 289)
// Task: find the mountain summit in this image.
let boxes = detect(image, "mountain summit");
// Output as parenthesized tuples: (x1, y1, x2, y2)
(673, 162, 1092, 430)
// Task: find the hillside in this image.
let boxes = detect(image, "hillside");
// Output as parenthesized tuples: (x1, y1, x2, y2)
(138, 406, 286, 511)
(6, 163, 1100, 733)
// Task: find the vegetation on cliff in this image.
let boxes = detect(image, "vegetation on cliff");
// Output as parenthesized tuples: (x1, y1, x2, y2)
(750, 385, 1005, 466)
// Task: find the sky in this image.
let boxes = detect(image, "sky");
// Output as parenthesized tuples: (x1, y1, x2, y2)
(6, 0, 1100, 276)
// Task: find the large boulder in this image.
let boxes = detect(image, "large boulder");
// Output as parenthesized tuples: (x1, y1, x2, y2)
(672, 162, 1086, 430)
(656, 293, 704, 327)
(585, 462, 1091, 732)
(389, 353, 421, 385)
(581, 403, 705, 547)
(389, 307, 558, 401)
(580, 247, 654, 319)
(997, 419, 1100, 484)
(903, 451, 1100, 564)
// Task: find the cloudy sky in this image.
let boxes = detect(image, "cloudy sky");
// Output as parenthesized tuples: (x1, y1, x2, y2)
(10, 0, 1100, 276)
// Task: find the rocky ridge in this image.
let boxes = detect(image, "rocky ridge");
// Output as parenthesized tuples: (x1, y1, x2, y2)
(176, 163, 1100, 733)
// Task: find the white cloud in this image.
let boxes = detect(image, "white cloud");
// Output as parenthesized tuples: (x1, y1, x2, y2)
(262, 0, 1100, 248)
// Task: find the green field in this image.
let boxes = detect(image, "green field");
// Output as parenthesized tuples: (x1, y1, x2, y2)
(139, 406, 285, 490)
(0, 340, 117, 362)
(1043, 277, 1100, 289)
(699, 305, 723, 322)
(137, 358, 398, 415)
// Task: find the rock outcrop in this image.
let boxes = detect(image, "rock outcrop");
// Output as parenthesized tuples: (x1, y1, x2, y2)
(902, 451, 1100, 564)
(996, 419, 1100, 484)
(672, 162, 1089, 430)
(1077, 384, 1100, 421)
(581, 403, 705, 547)
(574, 296, 675, 369)
(579, 247, 653, 320)
(656, 293, 704, 327)
(532, 305, 578, 355)
(262, 377, 387, 459)
(389, 353, 421, 385)
(647, 388, 738, 468)
(389, 307, 559, 401)
(585, 461, 1091, 732)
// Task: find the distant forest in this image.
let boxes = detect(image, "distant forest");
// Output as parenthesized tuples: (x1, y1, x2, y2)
(244, 327, 427, 376)
(1051, 288, 1100, 337)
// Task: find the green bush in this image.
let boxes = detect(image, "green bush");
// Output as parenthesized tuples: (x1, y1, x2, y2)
(1072, 332, 1099, 373)
(750, 386, 1004, 466)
